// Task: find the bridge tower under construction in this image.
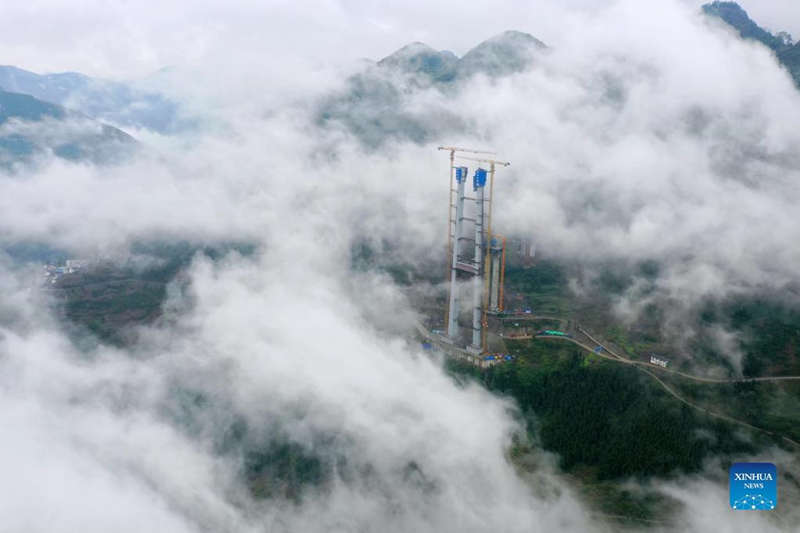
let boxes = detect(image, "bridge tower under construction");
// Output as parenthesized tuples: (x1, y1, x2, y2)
(440, 146, 509, 353)
(446, 166, 469, 339)
(470, 168, 487, 350)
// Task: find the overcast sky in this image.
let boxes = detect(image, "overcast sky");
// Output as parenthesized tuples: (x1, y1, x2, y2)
(737, 0, 800, 38)
(0, 0, 798, 79)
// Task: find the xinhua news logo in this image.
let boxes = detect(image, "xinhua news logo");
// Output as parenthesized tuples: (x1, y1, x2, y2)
(730, 463, 777, 510)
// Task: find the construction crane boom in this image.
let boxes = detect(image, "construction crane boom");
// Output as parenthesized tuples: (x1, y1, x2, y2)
(438, 146, 496, 155)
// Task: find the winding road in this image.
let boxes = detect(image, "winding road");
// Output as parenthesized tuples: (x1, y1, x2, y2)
(574, 327, 800, 384)
(415, 319, 800, 448)
(537, 329, 800, 448)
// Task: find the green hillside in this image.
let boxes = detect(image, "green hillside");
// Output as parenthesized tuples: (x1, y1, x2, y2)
(0, 88, 137, 166)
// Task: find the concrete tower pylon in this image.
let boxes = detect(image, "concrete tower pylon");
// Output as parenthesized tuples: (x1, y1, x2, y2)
(438, 146, 508, 351)
(447, 166, 468, 339)
(471, 168, 487, 350)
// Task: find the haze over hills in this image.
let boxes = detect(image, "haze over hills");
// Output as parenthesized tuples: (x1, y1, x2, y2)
(3, 7, 795, 164)
(318, 30, 546, 147)
(0, 88, 137, 167)
(703, 1, 800, 85)
(320, 14, 800, 151)
(376, 30, 546, 82)
(2, 2, 800, 531)
(0, 65, 182, 133)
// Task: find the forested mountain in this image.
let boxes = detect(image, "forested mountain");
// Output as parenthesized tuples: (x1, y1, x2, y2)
(375, 30, 546, 83)
(0, 65, 181, 132)
(317, 30, 546, 147)
(0, 88, 137, 167)
(703, 1, 800, 86)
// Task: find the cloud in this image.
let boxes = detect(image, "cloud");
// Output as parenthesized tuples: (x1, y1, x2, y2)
(444, 1, 800, 303)
(1, 0, 799, 531)
(0, 249, 601, 532)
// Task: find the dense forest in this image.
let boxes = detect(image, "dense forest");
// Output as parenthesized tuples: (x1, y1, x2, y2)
(447, 340, 757, 481)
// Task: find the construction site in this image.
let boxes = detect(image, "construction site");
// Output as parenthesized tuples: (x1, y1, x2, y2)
(415, 146, 647, 368)
(440, 146, 509, 353)
(416, 146, 617, 367)
(413, 146, 541, 366)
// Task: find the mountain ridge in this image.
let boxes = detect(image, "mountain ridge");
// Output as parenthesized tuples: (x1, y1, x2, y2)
(0, 87, 137, 167)
(0, 65, 182, 133)
(703, 1, 800, 86)
(376, 30, 546, 82)
(317, 30, 547, 148)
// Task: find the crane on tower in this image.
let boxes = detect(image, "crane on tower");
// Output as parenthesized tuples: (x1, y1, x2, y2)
(438, 146, 497, 334)
(454, 155, 510, 353)
(438, 145, 510, 354)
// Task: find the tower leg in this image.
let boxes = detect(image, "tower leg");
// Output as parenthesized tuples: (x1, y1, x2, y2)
(471, 187, 484, 350)
(447, 175, 466, 339)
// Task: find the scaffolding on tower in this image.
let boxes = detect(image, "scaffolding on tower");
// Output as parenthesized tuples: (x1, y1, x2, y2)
(438, 146, 509, 353)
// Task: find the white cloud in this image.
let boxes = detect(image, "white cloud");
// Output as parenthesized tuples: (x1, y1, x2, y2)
(1, 1, 799, 530)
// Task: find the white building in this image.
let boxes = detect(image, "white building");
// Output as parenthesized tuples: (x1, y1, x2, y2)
(650, 355, 669, 368)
